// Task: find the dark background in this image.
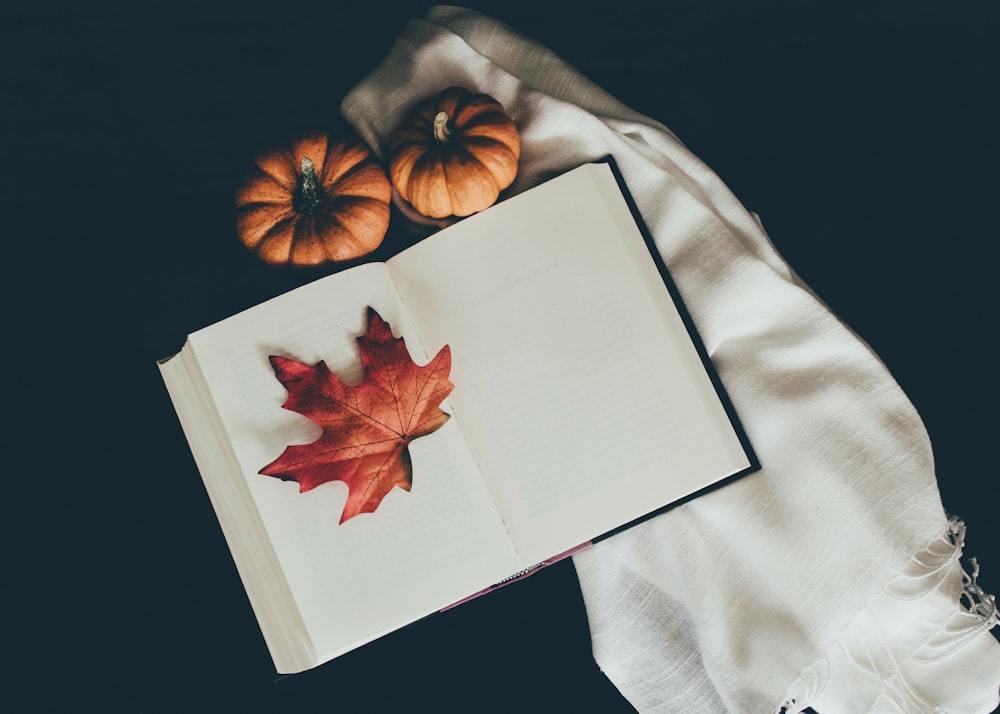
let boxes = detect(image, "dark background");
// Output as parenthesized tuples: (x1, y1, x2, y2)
(5, 1, 997, 711)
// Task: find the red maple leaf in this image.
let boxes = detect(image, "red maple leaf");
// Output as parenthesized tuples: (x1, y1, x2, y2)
(260, 307, 454, 523)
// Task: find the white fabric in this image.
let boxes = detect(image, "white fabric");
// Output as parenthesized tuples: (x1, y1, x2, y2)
(342, 7, 1000, 712)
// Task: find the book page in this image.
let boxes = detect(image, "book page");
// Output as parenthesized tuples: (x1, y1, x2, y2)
(387, 162, 752, 565)
(187, 262, 521, 663)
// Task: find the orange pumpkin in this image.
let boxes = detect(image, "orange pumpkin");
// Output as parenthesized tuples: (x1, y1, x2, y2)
(388, 87, 520, 219)
(236, 133, 392, 266)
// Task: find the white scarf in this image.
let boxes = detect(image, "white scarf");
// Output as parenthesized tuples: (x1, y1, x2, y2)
(342, 7, 1000, 712)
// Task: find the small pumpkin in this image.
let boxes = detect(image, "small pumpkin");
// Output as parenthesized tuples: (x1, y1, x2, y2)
(388, 86, 520, 219)
(236, 132, 392, 266)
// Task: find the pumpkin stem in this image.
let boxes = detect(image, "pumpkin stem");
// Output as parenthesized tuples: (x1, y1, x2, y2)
(432, 111, 452, 144)
(297, 156, 323, 215)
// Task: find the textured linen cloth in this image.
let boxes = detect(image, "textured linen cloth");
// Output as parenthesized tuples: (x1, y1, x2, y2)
(342, 7, 1000, 712)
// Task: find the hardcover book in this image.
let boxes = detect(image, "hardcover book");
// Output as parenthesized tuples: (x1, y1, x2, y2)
(158, 159, 758, 674)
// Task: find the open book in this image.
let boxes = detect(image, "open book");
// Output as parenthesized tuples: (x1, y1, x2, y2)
(159, 159, 759, 674)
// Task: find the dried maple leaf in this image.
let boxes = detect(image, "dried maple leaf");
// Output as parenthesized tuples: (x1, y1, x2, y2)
(260, 307, 454, 523)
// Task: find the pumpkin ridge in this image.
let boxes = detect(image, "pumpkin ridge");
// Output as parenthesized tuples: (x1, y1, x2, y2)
(458, 112, 515, 130)
(313, 202, 387, 262)
(388, 150, 420, 203)
(452, 133, 517, 150)
(312, 211, 347, 262)
(319, 142, 370, 186)
(453, 94, 511, 122)
(447, 143, 495, 177)
(458, 146, 518, 182)
(327, 194, 392, 212)
(323, 197, 389, 239)
(410, 152, 450, 217)
(237, 172, 296, 208)
(254, 150, 299, 191)
(458, 141, 517, 185)
(290, 211, 311, 253)
(257, 213, 297, 249)
(288, 212, 328, 266)
(325, 157, 383, 195)
(255, 217, 296, 263)
(442, 146, 500, 216)
(459, 125, 520, 153)
(237, 199, 295, 213)
(236, 200, 294, 223)
(453, 104, 507, 127)
(237, 205, 295, 250)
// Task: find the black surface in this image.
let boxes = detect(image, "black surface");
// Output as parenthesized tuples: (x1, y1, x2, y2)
(7, 1, 997, 711)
